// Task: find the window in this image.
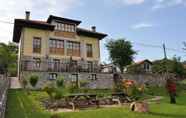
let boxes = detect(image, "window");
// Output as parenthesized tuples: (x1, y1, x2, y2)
(87, 61, 93, 72)
(91, 74, 97, 81)
(67, 41, 80, 57)
(144, 63, 150, 71)
(48, 73, 57, 80)
(54, 22, 75, 32)
(49, 39, 64, 55)
(53, 59, 60, 71)
(86, 44, 93, 57)
(71, 74, 78, 82)
(61, 24, 65, 31)
(33, 58, 41, 68)
(33, 37, 41, 53)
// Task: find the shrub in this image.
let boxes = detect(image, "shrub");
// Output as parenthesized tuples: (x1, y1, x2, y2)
(66, 83, 78, 93)
(79, 79, 89, 88)
(51, 114, 60, 118)
(144, 86, 166, 96)
(29, 75, 39, 87)
(131, 86, 143, 100)
(56, 76, 64, 87)
(54, 89, 63, 100)
(21, 78, 28, 89)
(122, 80, 144, 100)
(43, 84, 56, 100)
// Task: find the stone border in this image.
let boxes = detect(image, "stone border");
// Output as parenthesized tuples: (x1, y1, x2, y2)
(0, 75, 9, 118)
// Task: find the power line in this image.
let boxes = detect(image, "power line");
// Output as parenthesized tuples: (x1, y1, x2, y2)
(132, 41, 162, 48)
(132, 41, 186, 54)
(0, 18, 185, 54)
(0, 20, 13, 24)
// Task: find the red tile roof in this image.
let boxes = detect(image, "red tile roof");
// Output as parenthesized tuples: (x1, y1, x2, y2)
(135, 59, 152, 65)
(13, 16, 107, 43)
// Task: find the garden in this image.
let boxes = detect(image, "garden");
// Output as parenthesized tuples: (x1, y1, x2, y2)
(5, 75, 186, 118)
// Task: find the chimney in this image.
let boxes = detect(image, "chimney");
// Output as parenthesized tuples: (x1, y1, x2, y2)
(25, 11, 30, 20)
(91, 26, 96, 32)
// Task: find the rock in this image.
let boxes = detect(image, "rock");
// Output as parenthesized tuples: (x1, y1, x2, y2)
(130, 102, 149, 113)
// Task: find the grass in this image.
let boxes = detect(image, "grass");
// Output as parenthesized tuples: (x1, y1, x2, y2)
(5, 89, 50, 118)
(6, 89, 186, 118)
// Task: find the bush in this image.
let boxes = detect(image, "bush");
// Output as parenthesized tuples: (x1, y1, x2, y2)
(144, 86, 166, 96)
(66, 84, 79, 93)
(131, 86, 143, 100)
(29, 75, 39, 87)
(51, 114, 60, 118)
(54, 89, 63, 100)
(43, 84, 56, 100)
(79, 79, 89, 88)
(56, 76, 64, 87)
(21, 78, 28, 89)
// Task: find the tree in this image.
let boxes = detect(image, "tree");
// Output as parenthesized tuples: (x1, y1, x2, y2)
(152, 56, 186, 77)
(172, 56, 186, 77)
(0, 42, 18, 76)
(106, 39, 136, 73)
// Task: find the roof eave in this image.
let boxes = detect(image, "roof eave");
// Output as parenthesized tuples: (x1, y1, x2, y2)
(77, 28, 107, 40)
(47, 15, 82, 25)
(12, 19, 55, 43)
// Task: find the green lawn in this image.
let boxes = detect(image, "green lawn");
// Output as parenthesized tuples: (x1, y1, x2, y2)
(6, 89, 186, 118)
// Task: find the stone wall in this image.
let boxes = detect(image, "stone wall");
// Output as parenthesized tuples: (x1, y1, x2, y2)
(0, 75, 9, 118)
(121, 74, 167, 86)
(21, 71, 167, 89)
(21, 71, 113, 89)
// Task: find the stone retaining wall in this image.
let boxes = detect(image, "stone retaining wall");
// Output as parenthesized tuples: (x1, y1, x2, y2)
(121, 74, 167, 86)
(21, 72, 167, 89)
(21, 71, 113, 89)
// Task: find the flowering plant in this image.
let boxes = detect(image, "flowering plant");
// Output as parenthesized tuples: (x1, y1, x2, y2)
(123, 79, 144, 100)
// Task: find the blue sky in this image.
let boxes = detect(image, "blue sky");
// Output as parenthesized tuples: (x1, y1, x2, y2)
(0, 0, 186, 63)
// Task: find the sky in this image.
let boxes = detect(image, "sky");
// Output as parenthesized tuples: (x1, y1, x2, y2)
(0, 0, 186, 63)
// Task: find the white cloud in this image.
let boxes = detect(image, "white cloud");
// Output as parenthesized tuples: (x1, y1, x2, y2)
(152, 0, 186, 10)
(121, 0, 145, 5)
(0, 0, 82, 43)
(106, 0, 145, 6)
(131, 23, 154, 30)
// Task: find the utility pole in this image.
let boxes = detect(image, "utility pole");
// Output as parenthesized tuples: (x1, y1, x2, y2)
(163, 43, 168, 80)
(163, 43, 167, 59)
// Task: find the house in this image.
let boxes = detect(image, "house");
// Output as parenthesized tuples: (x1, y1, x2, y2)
(101, 63, 121, 73)
(13, 11, 107, 81)
(125, 59, 152, 73)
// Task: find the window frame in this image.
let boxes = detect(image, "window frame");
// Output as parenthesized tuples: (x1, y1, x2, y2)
(33, 58, 41, 68)
(49, 39, 64, 55)
(86, 44, 93, 57)
(54, 22, 75, 32)
(48, 73, 58, 80)
(67, 41, 80, 57)
(33, 37, 41, 53)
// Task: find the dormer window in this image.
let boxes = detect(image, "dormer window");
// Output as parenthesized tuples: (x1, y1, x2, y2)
(54, 22, 75, 32)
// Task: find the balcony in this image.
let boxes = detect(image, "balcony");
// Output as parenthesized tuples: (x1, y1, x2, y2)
(21, 60, 103, 73)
